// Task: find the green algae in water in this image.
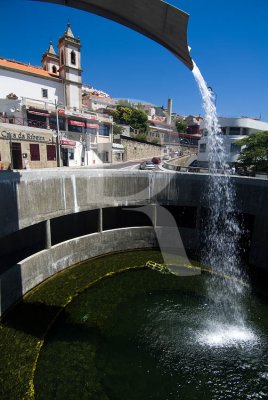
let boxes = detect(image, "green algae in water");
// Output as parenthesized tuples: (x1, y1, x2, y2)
(0, 250, 165, 400)
(34, 267, 196, 400)
(1, 250, 268, 400)
(35, 270, 268, 399)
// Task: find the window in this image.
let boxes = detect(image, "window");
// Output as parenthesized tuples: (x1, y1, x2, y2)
(99, 124, 110, 136)
(47, 145, 56, 161)
(42, 88, 48, 98)
(52, 65, 57, 74)
(49, 116, 65, 131)
(68, 150, 74, 160)
(86, 128, 97, 135)
(68, 123, 82, 133)
(229, 127, 241, 135)
(30, 144, 40, 161)
(199, 143, 206, 153)
(60, 50, 64, 65)
(70, 50, 76, 65)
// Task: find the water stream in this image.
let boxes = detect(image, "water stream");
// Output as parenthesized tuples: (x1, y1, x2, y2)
(192, 61, 253, 345)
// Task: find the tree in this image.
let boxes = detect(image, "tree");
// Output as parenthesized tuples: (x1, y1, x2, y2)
(134, 133, 148, 142)
(236, 131, 268, 171)
(113, 124, 124, 136)
(112, 106, 148, 132)
(112, 106, 132, 125)
(117, 99, 132, 107)
(175, 118, 187, 133)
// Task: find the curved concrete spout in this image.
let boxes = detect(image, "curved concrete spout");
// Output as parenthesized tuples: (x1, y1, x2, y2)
(32, 0, 193, 70)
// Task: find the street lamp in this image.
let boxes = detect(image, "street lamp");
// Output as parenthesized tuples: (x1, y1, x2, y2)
(55, 100, 63, 167)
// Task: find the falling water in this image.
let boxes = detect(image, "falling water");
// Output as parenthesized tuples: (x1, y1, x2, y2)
(192, 61, 252, 344)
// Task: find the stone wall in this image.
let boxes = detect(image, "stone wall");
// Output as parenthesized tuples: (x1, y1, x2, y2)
(0, 123, 57, 169)
(120, 135, 162, 161)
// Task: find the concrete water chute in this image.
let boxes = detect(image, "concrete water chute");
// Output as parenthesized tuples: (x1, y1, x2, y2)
(32, 0, 193, 70)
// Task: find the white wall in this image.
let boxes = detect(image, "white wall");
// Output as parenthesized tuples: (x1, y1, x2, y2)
(197, 136, 241, 164)
(85, 149, 103, 165)
(67, 70, 80, 82)
(68, 142, 83, 167)
(218, 117, 268, 131)
(0, 69, 64, 105)
(198, 117, 268, 165)
(68, 86, 80, 109)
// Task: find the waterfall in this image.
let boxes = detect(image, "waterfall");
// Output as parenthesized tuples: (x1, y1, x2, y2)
(192, 61, 247, 331)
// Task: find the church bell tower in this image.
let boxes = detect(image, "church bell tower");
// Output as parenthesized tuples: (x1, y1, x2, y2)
(58, 23, 82, 111)
(42, 41, 59, 74)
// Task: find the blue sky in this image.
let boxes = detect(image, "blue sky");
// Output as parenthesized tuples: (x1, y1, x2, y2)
(1, 0, 268, 120)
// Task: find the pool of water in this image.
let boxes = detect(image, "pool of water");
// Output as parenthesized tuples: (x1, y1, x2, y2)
(1, 250, 268, 400)
(35, 266, 268, 399)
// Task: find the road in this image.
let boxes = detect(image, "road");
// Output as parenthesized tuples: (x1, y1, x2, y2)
(108, 160, 161, 171)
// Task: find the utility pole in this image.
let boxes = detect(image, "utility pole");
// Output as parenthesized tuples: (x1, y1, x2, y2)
(55, 100, 61, 167)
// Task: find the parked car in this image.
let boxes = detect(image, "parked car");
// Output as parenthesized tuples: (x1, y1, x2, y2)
(140, 161, 156, 170)
(152, 157, 161, 164)
(189, 160, 198, 167)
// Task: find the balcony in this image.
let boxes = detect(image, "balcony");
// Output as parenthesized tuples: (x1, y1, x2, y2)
(21, 97, 55, 112)
(0, 116, 48, 130)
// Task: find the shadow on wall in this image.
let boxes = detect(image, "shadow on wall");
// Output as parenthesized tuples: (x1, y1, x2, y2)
(0, 171, 21, 318)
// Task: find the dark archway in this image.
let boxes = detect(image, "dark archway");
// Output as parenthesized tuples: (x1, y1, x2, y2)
(31, 0, 193, 70)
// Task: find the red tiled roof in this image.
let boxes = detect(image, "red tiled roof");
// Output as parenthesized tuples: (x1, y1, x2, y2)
(0, 59, 59, 79)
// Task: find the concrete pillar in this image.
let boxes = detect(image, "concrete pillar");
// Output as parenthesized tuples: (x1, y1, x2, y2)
(153, 204, 157, 228)
(98, 208, 103, 233)
(45, 219, 51, 249)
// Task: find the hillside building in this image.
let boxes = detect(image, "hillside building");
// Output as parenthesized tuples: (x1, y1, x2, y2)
(197, 116, 268, 168)
(0, 23, 113, 169)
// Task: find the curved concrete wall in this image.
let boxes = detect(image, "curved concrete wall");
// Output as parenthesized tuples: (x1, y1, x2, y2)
(0, 169, 267, 234)
(0, 227, 158, 316)
(0, 169, 268, 317)
(0, 169, 204, 236)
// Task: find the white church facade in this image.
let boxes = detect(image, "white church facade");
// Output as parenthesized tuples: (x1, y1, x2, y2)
(0, 23, 113, 169)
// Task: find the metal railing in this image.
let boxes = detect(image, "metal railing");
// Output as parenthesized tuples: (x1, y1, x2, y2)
(0, 116, 48, 129)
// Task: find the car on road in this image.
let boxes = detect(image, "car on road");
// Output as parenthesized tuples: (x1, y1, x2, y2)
(152, 157, 161, 164)
(189, 160, 198, 167)
(140, 161, 156, 170)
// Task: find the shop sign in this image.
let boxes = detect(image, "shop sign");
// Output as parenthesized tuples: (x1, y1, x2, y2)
(69, 120, 85, 127)
(65, 110, 85, 119)
(28, 110, 50, 116)
(86, 114, 97, 120)
(0, 130, 47, 142)
(86, 123, 99, 129)
(65, 110, 98, 121)
(60, 139, 76, 147)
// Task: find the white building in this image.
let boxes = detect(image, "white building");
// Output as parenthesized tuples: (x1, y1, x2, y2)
(197, 116, 268, 167)
(0, 23, 113, 168)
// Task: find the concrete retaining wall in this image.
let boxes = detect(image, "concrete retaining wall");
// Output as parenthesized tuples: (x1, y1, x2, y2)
(0, 169, 267, 317)
(0, 227, 158, 317)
